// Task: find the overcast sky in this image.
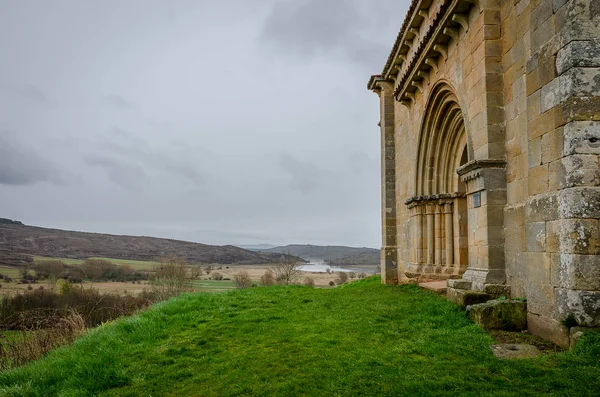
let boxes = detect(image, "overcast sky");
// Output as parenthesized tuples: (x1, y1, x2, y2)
(0, 0, 409, 248)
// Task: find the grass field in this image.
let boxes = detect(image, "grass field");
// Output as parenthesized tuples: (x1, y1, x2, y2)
(1, 277, 599, 396)
(32, 256, 160, 271)
(0, 267, 20, 279)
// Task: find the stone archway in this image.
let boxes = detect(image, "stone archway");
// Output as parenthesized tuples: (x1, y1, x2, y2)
(406, 84, 470, 278)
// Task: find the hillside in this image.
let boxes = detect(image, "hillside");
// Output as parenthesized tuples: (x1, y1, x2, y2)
(262, 244, 380, 267)
(0, 221, 302, 266)
(2, 278, 600, 395)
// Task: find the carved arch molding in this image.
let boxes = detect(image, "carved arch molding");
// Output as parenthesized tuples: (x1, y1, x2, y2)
(405, 83, 469, 277)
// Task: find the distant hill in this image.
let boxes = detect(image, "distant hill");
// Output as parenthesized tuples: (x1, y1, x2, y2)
(236, 244, 277, 251)
(262, 244, 380, 267)
(0, 221, 302, 266)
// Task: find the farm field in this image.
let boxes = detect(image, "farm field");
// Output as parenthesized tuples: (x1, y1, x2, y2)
(1, 277, 599, 396)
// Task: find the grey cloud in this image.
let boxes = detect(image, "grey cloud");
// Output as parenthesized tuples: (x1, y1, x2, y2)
(85, 155, 147, 190)
(102, 95, 135, 110)
(0, 83, 54, 107)
(349, 151, 377, 174)
(278, 154, 324, 194)
(88, 129, 210, 188)
(259, 0, 402, 70)
(0, 132, 63, 186)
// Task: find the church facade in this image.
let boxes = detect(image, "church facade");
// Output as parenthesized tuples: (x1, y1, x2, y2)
(369, 0, 600, 346)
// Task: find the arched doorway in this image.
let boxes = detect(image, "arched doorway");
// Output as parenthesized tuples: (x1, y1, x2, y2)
(408, 84, 470, 277)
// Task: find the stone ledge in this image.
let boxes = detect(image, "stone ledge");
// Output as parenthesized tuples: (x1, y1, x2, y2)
(466, 300, 527, 331)
(447, 287, 493, 308)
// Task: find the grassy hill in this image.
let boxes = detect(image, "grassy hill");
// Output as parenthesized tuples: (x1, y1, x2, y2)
(262, 244, 380, 267)
(0, 221, 301, 266)
(2, 278, 600, 396)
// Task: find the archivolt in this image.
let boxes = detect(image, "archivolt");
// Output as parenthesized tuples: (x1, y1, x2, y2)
(415, 83, 468, 196)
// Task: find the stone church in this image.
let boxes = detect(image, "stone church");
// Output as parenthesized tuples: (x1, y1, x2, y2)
(368, 0, 600, 346)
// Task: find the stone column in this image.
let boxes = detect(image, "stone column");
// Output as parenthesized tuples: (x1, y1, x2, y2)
(435, 205, 443, 265)
(444, 202, 454, 265)
(416, 205, 424, 264)
(372, 78, 397, 284)
(426, 203, 435, 264)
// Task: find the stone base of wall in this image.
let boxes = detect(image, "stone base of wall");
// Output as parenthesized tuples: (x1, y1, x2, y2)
(447, 280, 511, 308)
(527, 313, 570, 348)
(404, 262, 467, 282)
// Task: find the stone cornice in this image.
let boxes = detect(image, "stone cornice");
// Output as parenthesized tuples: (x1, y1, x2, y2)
(456, 159, 507, 177)
(367, 0, 476, 102)
(405, 192, 466, 206)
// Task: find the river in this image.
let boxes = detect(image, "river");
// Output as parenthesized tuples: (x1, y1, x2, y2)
(295, 259, 376, 274)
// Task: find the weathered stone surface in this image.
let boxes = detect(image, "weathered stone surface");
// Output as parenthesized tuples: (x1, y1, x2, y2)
(484, 284, 511, 296)
(558, 188, 600, 219)
(447, 279, 472, 290)
(467, 299, 527, 330)
(447, 288, 493, 308)
(556, 288, 600, 327)
(528, 313, 570, 347)
(556, 40, 600, 74)
(491, 344, 541, 359)
(563, 121, 600, 155)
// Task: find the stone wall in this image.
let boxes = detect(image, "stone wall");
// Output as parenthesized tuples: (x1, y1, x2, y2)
(369, 0, 600, 347)
(503, 0, 600, 346)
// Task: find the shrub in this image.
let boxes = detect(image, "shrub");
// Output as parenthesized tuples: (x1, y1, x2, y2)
(190, 266, 203, 279)
(303, 277, 315, 287)
(260, 270, 275, 286)
(212, 272, 223, 281)
(233, 271, 252, 289)
(32, 260, 66, 279)
(328, 281, 335, 287)
(150, 255, 194, 300)
(0, 286, 152, 331)
(338, 272, 349, 284)
(348, 272, 356, 279)
(358, 272, 367, 279)
(0, 312, 86, 371)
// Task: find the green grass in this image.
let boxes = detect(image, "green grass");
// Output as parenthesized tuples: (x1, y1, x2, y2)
(1, 277, 599, 396)
(0, 268, 20, 279)
(192, 279, 236, 292)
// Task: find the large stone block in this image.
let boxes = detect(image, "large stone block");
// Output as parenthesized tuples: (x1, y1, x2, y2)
(556, 40, 600, 74)
(467, 299, 528, 330)
(526, 222, 547, 252)
(526, 193, 560, 222)
(563, 121, 600, 155)
(447, 287, 494, 308)
(558, 187, 600, 218)
(559, 67, 600, 100)
(552, 252, 600, 289)
(528, 313, 570, 347)
(549, 154, 600, 189)
(556, 288, 600, 327)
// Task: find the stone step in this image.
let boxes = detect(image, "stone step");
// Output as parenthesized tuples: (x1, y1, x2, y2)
(419, 281, 447, 294)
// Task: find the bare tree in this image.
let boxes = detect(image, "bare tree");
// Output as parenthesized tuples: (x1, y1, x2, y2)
(150, 255, 193, 300)
(272, 256, 301, 285)
(233, 271, 252, 289)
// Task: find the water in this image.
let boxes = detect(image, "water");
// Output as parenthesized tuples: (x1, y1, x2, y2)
(295, 259, 375, 274)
